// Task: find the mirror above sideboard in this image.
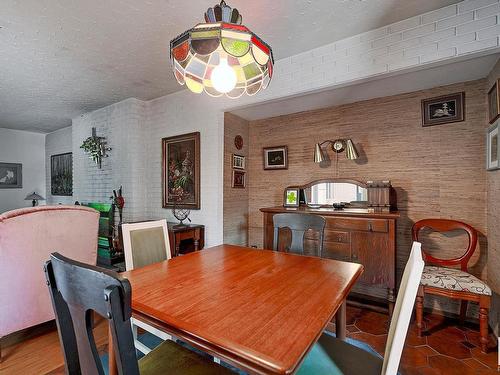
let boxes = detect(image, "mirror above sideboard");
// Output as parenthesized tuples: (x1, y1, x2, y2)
(302, 179, 367, 206)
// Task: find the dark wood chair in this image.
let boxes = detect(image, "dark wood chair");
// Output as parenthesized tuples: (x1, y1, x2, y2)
(273, 213, 326, 256)
(44, 252, 233, 375)
(412, 219, 491, 353)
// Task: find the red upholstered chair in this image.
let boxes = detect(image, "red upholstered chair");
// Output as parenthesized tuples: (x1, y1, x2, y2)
(412, 219, 491, 353)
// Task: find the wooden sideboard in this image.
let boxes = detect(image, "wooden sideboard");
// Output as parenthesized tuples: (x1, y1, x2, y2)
(260, 206, 400, 311)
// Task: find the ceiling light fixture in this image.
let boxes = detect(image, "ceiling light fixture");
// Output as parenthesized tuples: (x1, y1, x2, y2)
(170, 1, 274, 98)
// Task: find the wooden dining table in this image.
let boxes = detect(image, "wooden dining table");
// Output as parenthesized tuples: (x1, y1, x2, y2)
(109, 244, 363, 375)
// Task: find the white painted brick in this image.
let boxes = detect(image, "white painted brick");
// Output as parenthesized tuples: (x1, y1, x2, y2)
(457, 16, 498, 34)
(458, 0, 499, 13)
(346, 40, 374, 56)
(405, 43, 438, 58)
(420, 47, 457, 63)
(438, 33, 477, 49)
(422, 5, 458, 25)
(374, 51, 404, 65)
(403, 23, 436, 39)
(388, 56, 420, 70)
(476, 3, 500, 18)
(420, 28, 457, 43)
(477, 24, 500, 39)
(388, 37, 423, 53)
(389, 16, 421, 33)
(372, 33, 403, 48)
(437, 12, 474, 29)
(457, 37, 499, 54)
(335, 35, 362, 51)
(360, 27, 388, 42)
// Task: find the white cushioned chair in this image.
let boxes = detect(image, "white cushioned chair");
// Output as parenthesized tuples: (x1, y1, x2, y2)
(297, 241, 425, 375)
(122, 219, 172, 355)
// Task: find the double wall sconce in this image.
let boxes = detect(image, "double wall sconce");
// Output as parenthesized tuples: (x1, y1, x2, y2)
(314, 139, 359, 163)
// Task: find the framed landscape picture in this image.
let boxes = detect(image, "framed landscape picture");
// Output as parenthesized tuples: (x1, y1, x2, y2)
(162, 132, 200, 209)
(487, 122, 499, 171)
(421, 92, 465, 127)
(488, 79, 500, 124)
(0, 163, 22, 189)
(263, 146, 288, 170)
(232, 170, 246, 188)
(51, 152, 73, 196)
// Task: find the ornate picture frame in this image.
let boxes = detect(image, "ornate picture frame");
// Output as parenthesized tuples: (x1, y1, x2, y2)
(162, 132, 201, 209)
(232, 154, 245, 170)
(232, 170, 246, 188)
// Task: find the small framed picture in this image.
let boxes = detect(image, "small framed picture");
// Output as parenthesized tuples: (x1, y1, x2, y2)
(0, 162, 22, 189)
(421, 92, 465, 127)
(487, 121, 499, 171)
(488, 79, 500, 124)
(232, 154, 245, 170)
(263, 146, 288, 170)
(232, 170, 246, 188)
(283, 188, 300, 207)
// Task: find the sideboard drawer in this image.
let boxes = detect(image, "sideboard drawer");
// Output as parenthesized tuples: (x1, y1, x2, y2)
(326, 217, 388, 233)
(324, 230, 350, 244)
(323, 242, 351, 262)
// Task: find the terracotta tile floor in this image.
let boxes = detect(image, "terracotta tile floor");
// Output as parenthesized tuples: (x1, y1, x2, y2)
(344, 306, 499, 374)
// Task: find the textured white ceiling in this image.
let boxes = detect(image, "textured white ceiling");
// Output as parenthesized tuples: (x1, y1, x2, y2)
(0, 0, 461, 132)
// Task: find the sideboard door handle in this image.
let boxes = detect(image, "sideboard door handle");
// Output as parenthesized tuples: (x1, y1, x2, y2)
(368, 222, 373, 232)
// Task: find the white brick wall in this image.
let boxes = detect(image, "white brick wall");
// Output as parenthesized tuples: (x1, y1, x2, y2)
(67, 0, 500, 246)
(45, 126, 73, 205)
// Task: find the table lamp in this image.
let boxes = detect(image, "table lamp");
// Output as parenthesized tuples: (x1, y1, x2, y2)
(25, 192, 45, 207)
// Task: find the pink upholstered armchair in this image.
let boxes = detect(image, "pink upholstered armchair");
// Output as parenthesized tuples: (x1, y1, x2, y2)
(0, 206, 99, 352)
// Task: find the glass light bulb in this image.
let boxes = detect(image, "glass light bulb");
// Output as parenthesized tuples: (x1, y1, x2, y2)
(211, 58, 237, 94)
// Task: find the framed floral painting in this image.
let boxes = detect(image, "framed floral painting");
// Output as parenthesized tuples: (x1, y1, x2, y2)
(162, 132, 200, 209)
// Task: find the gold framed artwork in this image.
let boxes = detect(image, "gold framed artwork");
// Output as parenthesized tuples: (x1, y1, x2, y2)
(488, 79, 500, 124)
(162, 132, 201, 209)
(263, 146, 288, 170)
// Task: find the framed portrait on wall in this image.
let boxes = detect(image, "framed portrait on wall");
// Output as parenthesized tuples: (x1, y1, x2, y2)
(51, 152, 73, 196)
(488, 79, 500, 124)
(162, 132, 200, 209)
(0, 163, 22, 189)
(487, 121, 500, 171)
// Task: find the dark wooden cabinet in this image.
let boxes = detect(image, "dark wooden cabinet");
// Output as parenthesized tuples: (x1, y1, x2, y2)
(260, 207, 399, 310)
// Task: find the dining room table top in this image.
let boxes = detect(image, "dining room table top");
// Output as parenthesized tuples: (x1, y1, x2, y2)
(122, 244, 363, 374)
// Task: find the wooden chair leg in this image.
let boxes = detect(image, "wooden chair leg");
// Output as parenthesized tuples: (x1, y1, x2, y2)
(479, 297, 490, 354)
(416, 286, 424, 338)
(459, 300, 468, 325)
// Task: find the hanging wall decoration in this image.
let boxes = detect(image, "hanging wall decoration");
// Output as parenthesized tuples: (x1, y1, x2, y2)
(170, 1, 274, 98)
(80, 128, 111, 169)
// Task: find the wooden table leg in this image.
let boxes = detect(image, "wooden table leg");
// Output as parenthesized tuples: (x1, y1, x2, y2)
(108, 324, 118, 375)
(335, 300, 347, 340)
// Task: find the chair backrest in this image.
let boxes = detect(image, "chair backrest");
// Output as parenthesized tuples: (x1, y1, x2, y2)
(412, 219, 477, 272)
(122, 219, 171, 271)
(0, 205, 99, 337)
(273, 213, 326, 256)
(381, 242, 425, 375)
(44, 252, 140, 375)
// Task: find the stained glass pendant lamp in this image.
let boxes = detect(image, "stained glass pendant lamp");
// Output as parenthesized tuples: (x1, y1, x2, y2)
(170, 1, 274, 98)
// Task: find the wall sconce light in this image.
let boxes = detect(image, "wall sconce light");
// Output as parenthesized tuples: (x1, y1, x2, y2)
(313, 139, 359, 163)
